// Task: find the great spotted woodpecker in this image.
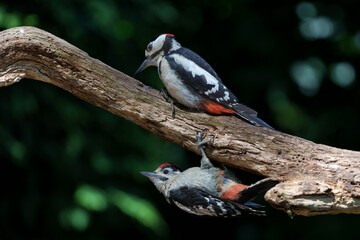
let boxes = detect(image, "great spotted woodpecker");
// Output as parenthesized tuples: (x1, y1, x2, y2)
(140, 130, 278, 217)
(135, 34, 273, 129)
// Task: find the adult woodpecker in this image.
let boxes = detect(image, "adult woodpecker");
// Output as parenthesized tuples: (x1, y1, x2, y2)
(140, 130, 278, 217)
(135, 34, 273, 129)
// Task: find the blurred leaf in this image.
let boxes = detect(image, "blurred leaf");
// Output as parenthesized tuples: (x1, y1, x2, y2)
(91, 151, 112, 174)
(150, 2, 178, 24)
(338, 34, 360, 56)
(113, 20, 135, 40)
(9, 140, 27, 164)
(65, 131, 85, 158)
(87, 0, 118, 28)
(268, 89, 309, 130)
(59, 207, 90, 231)
(75, 185, 108, 211)
(23, 14, 39, 26)
(109, 188, 168, 236)
(330, 62, 356, 87)
(1, 12, 21, 28)
(290, 58, 325, 96)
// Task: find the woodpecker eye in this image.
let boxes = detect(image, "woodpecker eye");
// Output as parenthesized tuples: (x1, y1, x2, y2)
(163, 169, 169, 174)
(147, 43, 153, 52)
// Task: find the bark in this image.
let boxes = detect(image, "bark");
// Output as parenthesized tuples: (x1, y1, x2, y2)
(1, 26, 360, 216)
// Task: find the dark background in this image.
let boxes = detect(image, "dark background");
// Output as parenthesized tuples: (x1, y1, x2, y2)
(1, 0, 359, 239)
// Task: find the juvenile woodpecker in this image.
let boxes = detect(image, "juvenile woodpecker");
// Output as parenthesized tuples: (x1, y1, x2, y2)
(135, 34, 273, 129)
(140, 130, 277, 217)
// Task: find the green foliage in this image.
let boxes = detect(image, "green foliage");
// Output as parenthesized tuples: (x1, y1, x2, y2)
(109, 188, 168, 236)
(1, 0, 360, 240)
(59, 207, 91, 231)
(75, 185, 108, 212)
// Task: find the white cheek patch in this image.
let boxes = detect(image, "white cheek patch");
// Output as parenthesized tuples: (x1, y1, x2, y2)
(151, 35, 167, 53)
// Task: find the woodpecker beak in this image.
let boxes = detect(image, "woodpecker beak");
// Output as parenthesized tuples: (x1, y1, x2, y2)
(134, 57, 152, 76)
(140, 171, 157, 178)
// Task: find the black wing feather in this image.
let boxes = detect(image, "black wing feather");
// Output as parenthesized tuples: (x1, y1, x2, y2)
(169, 186, 265, 217)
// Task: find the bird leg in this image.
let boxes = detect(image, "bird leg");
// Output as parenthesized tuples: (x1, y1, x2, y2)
(160, 87, 176, 118)
(195, 129, 216, 169)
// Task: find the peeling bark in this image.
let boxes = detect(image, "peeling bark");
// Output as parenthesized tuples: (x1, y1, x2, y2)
(1, 26, 360, 216)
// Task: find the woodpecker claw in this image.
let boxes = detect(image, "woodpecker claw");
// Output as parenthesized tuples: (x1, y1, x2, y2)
(196, 128, 216, 149)
(161, 87, 176, 118)
(171, 104, 176, 118)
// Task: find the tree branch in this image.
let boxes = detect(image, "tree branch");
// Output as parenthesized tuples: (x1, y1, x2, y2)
(1, 26, 360, 216)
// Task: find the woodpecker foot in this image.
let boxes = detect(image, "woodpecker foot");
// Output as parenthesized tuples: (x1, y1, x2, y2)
(196, 128, 216, 149)
(196, 129, 216, 169)
(160, 87, 176, 118)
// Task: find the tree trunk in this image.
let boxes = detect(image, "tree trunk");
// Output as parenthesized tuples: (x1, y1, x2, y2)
(1, 26, 360, 216)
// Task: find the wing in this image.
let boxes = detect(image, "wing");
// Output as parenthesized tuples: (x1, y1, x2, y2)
(166, 48, 257, 115)
(169, 186, 265, 217)
(171, 48, 222, 83)
(237, 178, 278, 204)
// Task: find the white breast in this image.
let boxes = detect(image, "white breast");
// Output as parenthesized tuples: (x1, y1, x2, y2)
(158, 58, 200, 108)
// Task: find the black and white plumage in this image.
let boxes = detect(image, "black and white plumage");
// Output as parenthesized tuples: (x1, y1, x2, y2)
(140, 130, 278, 217)
(135, 34, 273, 129)
(170, 186, 263, 217)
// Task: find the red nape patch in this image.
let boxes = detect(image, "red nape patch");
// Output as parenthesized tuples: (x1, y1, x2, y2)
(220, 184, 248, 201)
(163, 33, 175, 37)
(200, 101, 236, 115)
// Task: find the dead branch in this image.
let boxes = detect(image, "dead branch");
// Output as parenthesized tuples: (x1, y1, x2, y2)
(1, 26, 360, 216)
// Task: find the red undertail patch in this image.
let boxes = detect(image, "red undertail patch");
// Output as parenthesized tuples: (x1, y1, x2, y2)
(200, 100, 236, 115)
(220, 184, 248, 201)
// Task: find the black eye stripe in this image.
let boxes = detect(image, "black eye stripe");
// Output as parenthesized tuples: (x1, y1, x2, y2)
(159, 176, 169, 181)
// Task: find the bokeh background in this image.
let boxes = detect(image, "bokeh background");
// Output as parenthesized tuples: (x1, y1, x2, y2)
(1, 0, 359, 239)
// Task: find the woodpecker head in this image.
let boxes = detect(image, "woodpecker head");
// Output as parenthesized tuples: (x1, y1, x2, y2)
(134, 33, 180, 76)
(140, 162, 182, 194)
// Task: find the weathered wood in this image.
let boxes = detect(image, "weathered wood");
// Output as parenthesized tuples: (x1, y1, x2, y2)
(1, 26, 360, 216)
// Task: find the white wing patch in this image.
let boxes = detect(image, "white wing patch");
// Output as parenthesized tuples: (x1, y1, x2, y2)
(204, 84, 219, 95)
(223, 91, 230, 101)
(172, 54, 219, 95)
(215, 91, 231, 102)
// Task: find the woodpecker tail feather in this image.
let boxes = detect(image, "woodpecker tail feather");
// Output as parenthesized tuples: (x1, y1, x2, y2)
(234, 110, 274, 130)
(236, 178, 278, 204)
(243, 202, 264, 208)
